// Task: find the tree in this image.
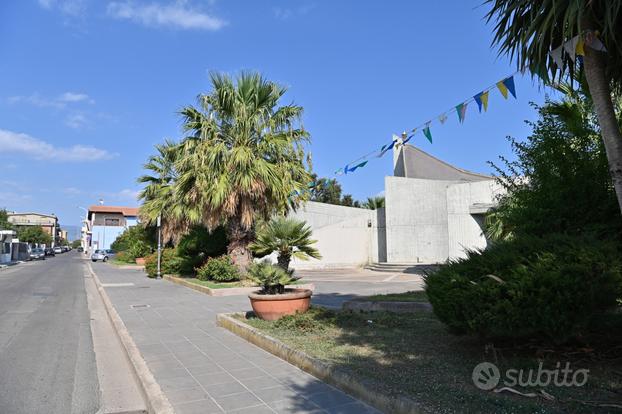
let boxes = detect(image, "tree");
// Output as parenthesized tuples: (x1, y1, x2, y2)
(0, 209, 13, 230)
(309, 175, 343, 205)
(71, 239, 81, 249)
(17, 226, 52, 245)
(249, 216, 321, 271)
(175, 72, 312, 271)
(138, 139, 187, 244)
(485, 0, 622, 213)
(486, 78, 622, 241)
(362, 196, 385, 210)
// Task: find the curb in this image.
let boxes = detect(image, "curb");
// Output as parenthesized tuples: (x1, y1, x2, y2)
(87, 262, 175, 414)
(163, 274, 314, 297)
(217, 312, 424, 414)
(342, 300, 432, 313)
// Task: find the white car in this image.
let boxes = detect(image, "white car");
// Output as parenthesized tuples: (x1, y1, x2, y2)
(91, 249, 110, 262)
(53, 246, 63, 254)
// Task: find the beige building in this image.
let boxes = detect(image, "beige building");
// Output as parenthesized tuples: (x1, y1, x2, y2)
(7, 212, 61, 246)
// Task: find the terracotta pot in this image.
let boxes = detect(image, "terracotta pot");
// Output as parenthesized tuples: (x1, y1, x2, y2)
(249, 288, 312, 321)
(135, 257, 146, 265)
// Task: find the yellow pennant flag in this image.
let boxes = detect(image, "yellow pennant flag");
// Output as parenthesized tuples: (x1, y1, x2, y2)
(575, 38, 585, 56)
(480, 91, 489, 111)
(497, 81, 509, 99)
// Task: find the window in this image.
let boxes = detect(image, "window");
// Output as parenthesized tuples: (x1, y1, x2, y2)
(105, 218, 120, 226)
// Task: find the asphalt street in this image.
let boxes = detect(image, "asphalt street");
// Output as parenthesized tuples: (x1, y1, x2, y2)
(0, 252, 100, 414)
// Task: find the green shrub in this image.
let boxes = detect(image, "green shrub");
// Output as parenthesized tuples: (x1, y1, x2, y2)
(425, 235, 622, 344)
(196, 256, 240, 282)
(247, 261, 299, 294)
(177, 226, 227, 259)
(112, 225, 155, 260)
(115, 251, 134, 263)
(144, 248, 190, 278)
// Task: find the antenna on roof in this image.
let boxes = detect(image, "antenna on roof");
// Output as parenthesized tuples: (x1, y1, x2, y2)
(99, 198, 104, 205)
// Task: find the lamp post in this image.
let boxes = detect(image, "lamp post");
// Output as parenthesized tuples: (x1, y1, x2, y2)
(78, 206, 88, 254)
(156, 215, 162, 278)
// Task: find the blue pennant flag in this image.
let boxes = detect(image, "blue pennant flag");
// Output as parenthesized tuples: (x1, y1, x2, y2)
(502, 76, 516, 99)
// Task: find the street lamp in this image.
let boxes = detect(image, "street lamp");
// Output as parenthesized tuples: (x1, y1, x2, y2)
(157, 215, 162, 278)
(78, 206, 88, 254)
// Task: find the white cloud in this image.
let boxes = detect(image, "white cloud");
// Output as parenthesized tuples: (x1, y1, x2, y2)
(7, 91, 94, 109)
(37, 0, 87, 17)
(273, 3, 315, 20)
(0, 129, 116, 162)
(116, 189, 140, 200)
(107, 1, 227, 31)
(65, 113, 88, 129)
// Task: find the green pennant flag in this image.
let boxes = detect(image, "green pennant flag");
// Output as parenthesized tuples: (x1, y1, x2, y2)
(423, 123, 432, 143)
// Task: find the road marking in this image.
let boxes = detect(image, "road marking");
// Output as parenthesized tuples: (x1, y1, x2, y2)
(101, 283, 135, 287)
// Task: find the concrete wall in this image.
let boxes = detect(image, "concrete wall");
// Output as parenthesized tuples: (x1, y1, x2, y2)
(287, 201, 376, 269)
(384, 176, 454, 263)
(447, 180, 504, 260)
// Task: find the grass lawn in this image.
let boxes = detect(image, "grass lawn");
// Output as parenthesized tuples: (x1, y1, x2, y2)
(181, 278, 246, 289)
(109, 258, 138, 266)
(363, 290, 428, 302)
(240, 307, 622, 413)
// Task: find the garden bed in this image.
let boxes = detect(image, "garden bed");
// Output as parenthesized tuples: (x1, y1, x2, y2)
(342, 290, 431, 313)
(226, 307, 622, 414)
(163, 274, 314, 297)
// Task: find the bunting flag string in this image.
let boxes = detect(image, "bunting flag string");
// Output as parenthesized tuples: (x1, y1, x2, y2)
(548, 30, 607, 69)
(334, 70, 521, 176)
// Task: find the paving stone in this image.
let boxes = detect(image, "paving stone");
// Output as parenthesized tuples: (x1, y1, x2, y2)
(211, 391, 264, 411)
(229, 367, 268, 381)
(307, 391, 355, 409)
(238, 376, 284, 392)
(194, 371, 236, 387)
(174, 398, 223, 414)
(202, 380, 247, 397)
(165, 386, 210, 405)
(269, 398, 324, 414)
(157, 375, 201, 391)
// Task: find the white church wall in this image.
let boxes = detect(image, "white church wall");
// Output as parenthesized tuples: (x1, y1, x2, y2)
(384, 176, 454, 263)
(287, 201, 376, 269)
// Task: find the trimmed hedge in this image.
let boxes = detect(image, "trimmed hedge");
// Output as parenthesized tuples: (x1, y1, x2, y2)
(425, 235, 622, 343)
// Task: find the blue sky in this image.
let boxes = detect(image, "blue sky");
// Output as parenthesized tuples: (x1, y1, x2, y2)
(0, 0, 550, 226)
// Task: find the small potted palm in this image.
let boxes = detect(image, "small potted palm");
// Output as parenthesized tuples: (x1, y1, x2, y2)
(247, 261, 311, 320)
(247, 217, 320, 320)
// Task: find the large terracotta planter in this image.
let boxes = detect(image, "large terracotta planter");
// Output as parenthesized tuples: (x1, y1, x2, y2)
(249, 288, 312, 321)
(135, 257, 146, 266)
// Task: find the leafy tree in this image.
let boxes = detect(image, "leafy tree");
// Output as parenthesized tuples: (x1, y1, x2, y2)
(111, 225, 155, 259)
(362, 196, 385, 210)
(17, 226, 52, 245)
(487, 78, 622, 241)
(0, 209, 12, 230)
(485, 0, 622, 213)
(309, 175, 343, 205)
(174, 72, 312, 271)
(71, 239, 81, 249)
(249, 217, 321, 271)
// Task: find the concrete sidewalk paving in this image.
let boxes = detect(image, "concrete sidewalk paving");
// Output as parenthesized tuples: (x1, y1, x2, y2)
(90, 262, 382, 414)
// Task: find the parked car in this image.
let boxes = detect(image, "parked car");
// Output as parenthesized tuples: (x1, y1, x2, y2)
(53, 246, 63, 254)
(61, 246, 69, 252)
(105, 249, 116, 257)
(91, 249, 110, 262)
(77, 247, 83, 252)
(29, 248, 46, 260)
(44, 247, 55, 256)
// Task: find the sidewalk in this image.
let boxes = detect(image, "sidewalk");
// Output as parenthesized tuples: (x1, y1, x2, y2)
(91, 263, 381, 414)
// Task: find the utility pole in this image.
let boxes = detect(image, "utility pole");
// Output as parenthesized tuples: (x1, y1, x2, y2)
(156, 215, 162, 278)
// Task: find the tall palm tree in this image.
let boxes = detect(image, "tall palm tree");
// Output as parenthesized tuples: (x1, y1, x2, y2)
(137, 139, 187, 244)
(175, 72, 312, 270)
(485, 1, 622, 214)
(249, 217, 321, 271)
(362, 196, 385, 210)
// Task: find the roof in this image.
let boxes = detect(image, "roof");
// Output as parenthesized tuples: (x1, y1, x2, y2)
(7, 212, 57, 219)
(394, 144, 493, 182)
(88, 205, 139, 217)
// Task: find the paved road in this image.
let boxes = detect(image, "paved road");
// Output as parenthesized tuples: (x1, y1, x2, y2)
(0, 252, 100, 414)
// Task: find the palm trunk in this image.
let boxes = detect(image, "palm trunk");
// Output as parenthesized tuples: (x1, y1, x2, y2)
(277, 253, 291, 272)
(226, 217, 252, 275)
(582, 26, 622, 214)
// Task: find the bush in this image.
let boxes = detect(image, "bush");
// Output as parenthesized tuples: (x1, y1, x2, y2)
(196, 256, 240, 282)
(425, 235, 622, 344)
(115, 251, 134, 263)
(144, 248, 193, 278)
(112, 225, 155, 260)
(177, 226, 227, 259)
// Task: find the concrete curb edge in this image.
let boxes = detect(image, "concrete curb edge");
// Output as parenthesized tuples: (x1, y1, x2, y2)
(216, 312, 424, 414)
(163, 274, 314, 297)
(87, 262, 175, 414)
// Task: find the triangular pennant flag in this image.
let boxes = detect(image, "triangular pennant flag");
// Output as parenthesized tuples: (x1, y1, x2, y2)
(563, 35, 580, 62)
(575, 38, 585, 56)
(423, 123, 432, 143)
(585, 31, 607, 52)
(349, 160, 368, 172)
(480, 91, 489, 111)
(439, 113, 448, 124)
(502, 76, 516, 99)
(455, 103, 467, 123)
(403, 134, 414, 144)
(343, 164, 349, 175)
(549, 44, 564, 68)
(335, 168, 344, 176)
(497, 80, 508, 99)
(474, 93, 484, 112)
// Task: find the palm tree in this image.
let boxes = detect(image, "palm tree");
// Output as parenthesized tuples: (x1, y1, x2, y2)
(137, 139, 187, 244)
(362, 196, 385, 210)
(175, 72, 312, 270)
(485, 1, 622, 214)
(249, 217, 321, 271)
